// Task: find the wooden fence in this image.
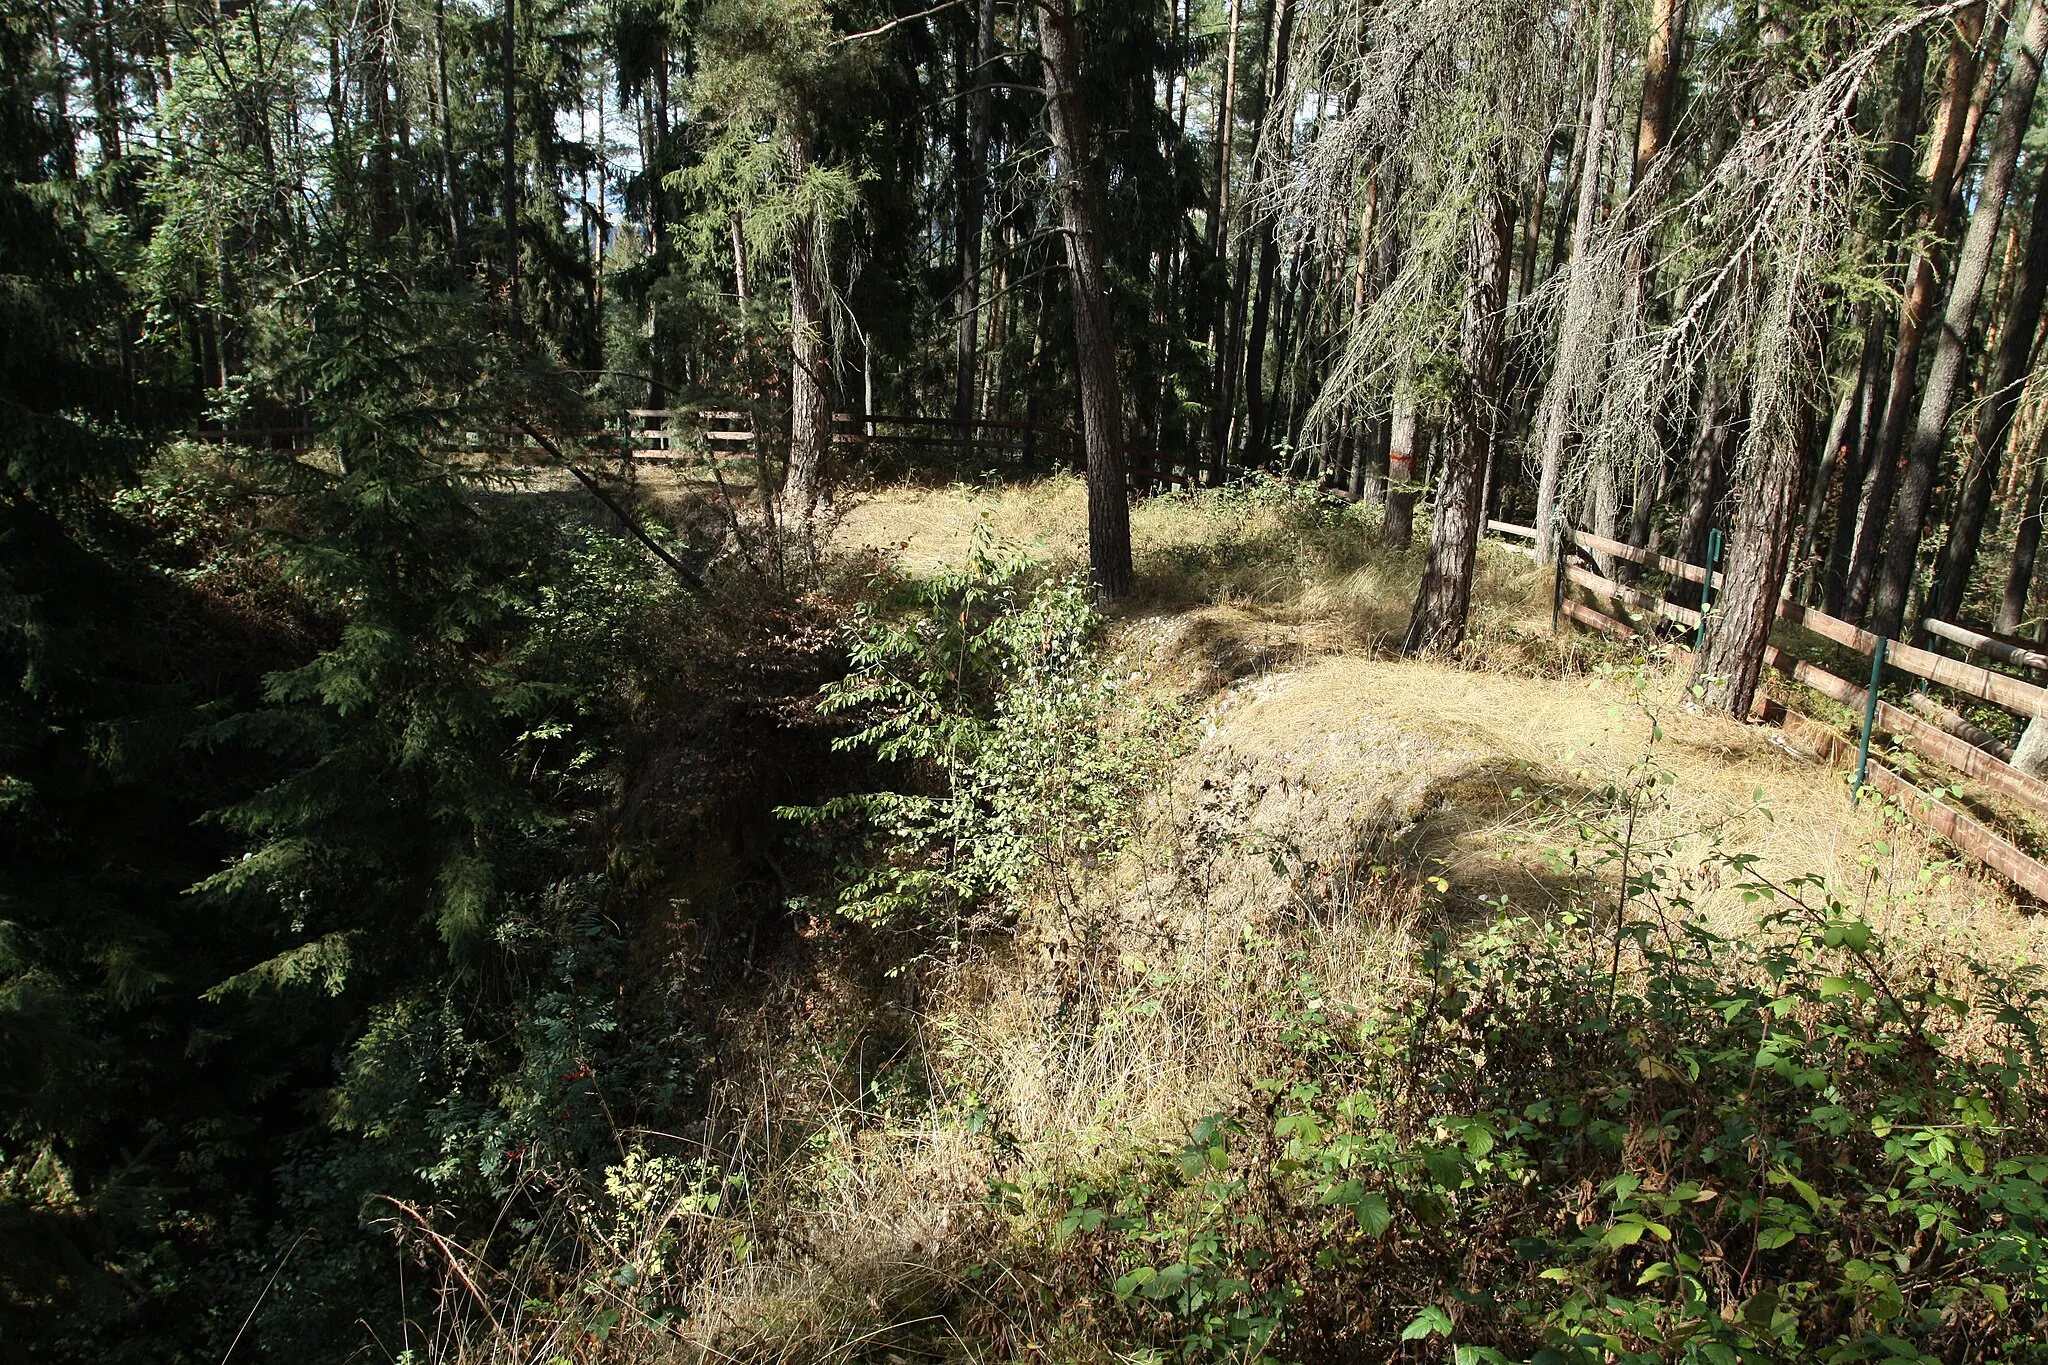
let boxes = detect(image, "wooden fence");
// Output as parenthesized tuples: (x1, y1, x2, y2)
(199, 407, 1202, 494)
(1487, 519, 2048, 902)
(620, 407, 1199, 492)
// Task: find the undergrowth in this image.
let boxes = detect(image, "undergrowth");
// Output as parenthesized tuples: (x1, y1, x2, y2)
(781, 516, 1189, 948)
(396, 541, 2048, 1365)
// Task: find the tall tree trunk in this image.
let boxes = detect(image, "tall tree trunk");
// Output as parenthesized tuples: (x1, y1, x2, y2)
(1242, 0, 1296, 466)
(1205, 0, 1242, 262)
(1533, 0, 1616, 561)
(1519, 129, 1564, 301)
(1693, 396, 1813, 717)
(2001, 433, 2048, 633)
(1871, 0, 2048, 640)
(1631, 0, 1686, 190)
(1820, 34, 1928, 613)
(1609, 0, 1686, 576)
(1821, 306, 1893, 611)
(1932, 169, 2048, 624)
(1405, 177, 1510, 656)
(434, 0, 464, 257)
(1952, 0, 2011, 188)
(1361, 414, 1390, 508)
(1842, 10, 1981, 618)
(1038, 0, 1132, 599)
(782, 132, 832, 522)
(955, 0, 994, 426)
(501, 0, 519, 331)
(1382, 386, 1424, 550)
(79, 0, 123, 162)
(1672, 374, 1736, 609)
(1207, 0, 1264, 480)
(1794, 357, 1862, 597)
(1692, 327, 1821, 716)
(1346, 173, 1381, 501)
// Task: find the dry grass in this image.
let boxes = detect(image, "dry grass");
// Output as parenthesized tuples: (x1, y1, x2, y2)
(451, 475, 2045, 1364)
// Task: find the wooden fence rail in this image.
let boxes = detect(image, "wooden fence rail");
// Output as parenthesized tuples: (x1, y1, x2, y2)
(1924, 617, 2048, 674)
(1484, 518, 2048, 901)
(1486, 519, 1726, 590)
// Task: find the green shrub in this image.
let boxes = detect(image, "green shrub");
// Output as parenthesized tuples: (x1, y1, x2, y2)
(1052, 863, 2048, 1363)
(782, 518, 1181, 940)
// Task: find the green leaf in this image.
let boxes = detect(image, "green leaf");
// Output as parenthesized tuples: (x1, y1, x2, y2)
(1422, 1147, 1465, 1187)
(1756, 1227, 1796, 1250)
(1350, 1192, 1393, 1237)
(1604, 1217, 1648, 1249)
(1819, 974, 1874, 1001)
(1402, 1306, 1454, 1341)
(1114, 1266, 1157, 1297)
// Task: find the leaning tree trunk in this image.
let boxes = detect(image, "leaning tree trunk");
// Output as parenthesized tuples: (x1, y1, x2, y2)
(1533, 0, 1617, 561)
(1405, 179, 1510, 656)
(1932, 165, 2048, 625)
(1038, 0, 1132, 599)
(782, 131, 833, 523)
(1794, 362, 1862, 594)
(1871, 0, 2048, 640)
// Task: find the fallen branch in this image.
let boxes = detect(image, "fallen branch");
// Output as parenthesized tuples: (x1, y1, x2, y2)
(512, 418, 703, 589)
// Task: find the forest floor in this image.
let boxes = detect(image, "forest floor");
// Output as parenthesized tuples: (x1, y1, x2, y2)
(597, 468, 2048, 1358)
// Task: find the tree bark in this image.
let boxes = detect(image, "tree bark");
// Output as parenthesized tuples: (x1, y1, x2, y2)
(1871, 0, 2048, 639)
(501, 0, 519, 332)
(1631, 0, 1687, 189)
(1205, 0, 1243, 263)
(1038, 0, 1132, 599)
(1404, 178, 1510, 656)
(2000, 434, 2048, 633)
(1932, 172, 2048, 624)
(782, 131, 832, 522)
(954, 0, 994, 426)
(1606, 0, 1686, 579)
(1842, 12, 1980, 618)
(1242, 0, 1296, 466)
(1671, 374, 1737, 608)
(434, 0, 464, 257)
(1382, 386, 1424, 550)
(1821, 305, 1893, 611)
(1520, 129, 1564, 301)
(1208, 0, 1273, 480)
(1793, 366, 1860, 598)
(1691, 371, 1816, 717)
(1823, 35, 1929, 614)
(1533, 0, 1616, 561)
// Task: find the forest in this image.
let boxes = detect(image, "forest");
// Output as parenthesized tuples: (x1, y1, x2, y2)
(15, 0, 2048, 1358)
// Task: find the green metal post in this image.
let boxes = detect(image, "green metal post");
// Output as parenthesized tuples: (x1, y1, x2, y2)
(1694, 527, 1722, 651)
(1853, 635, 1887, 794)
